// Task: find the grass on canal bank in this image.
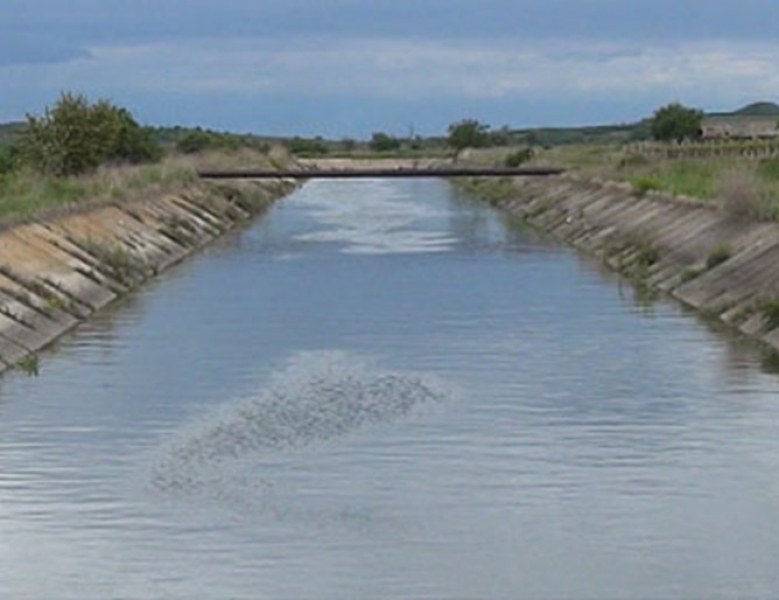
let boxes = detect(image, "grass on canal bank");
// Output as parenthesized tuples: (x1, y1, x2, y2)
(465, 144, 779, 221)
(0, 147, 289, 229)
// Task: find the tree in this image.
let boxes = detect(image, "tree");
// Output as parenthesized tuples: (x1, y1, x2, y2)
(650, 102, 703, 142)
(370, 132, 401, 152)
(20, 92, 161, 176)
(447, 119, 490, 152)
(176, 129, 215, 154)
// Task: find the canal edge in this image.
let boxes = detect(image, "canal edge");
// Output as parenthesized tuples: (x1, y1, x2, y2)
(0, 177, 299, 374)
(458, 173, 779, 355)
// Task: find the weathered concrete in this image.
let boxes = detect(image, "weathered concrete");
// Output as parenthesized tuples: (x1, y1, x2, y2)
(476, 173, 779, 352)
(0, 178, 297, 373)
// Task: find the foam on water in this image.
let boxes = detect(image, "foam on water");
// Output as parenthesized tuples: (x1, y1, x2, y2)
(150, 351, 447, 496)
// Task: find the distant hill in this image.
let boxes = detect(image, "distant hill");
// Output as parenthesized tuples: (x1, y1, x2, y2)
(731, 102, 779, 116)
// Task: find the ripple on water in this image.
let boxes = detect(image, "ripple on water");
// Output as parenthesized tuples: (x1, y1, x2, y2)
(149, 351, 448, 498)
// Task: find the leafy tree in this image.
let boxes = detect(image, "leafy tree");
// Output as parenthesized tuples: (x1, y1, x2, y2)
(370, 132, 401, 152)
(176, 129, 215, 154)
(650, 102, 703, 142)
(285, 136, 330, 156)
(447, 119, 491, 152)
(20, 92, 161, 176)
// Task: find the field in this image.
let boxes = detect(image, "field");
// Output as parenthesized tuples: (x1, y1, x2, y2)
(0, 148, 289, 228)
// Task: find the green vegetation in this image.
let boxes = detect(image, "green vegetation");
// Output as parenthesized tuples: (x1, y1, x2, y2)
(0, 91, 296, 226)
(0, 145, 17, 175)
(0, 159, 199, 224)
(757, 157, 779, 181)
(370, 132, 402, 152)
(16, 354, 39, 376)
(20, 92, 162, 176)
(504, 148, 534, 167)
(706, 244, 732, 269)
(284, 136, 329, 156)
(680, 267, 703, 283)
(761, 297, 779, 330)
(632, 176, 662, 195)
(731, 102, 779, 117)
(76, 239, 151, 286)
(447, 119, 491, 152)
(453, 177, 516, 205)
(650, 103, 704, 142)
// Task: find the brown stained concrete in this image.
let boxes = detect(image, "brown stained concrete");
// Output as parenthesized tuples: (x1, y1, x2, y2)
(0, 178, 297, 373)
(483, 174, 779, 352)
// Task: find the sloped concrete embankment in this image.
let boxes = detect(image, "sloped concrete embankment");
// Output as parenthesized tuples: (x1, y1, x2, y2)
(0, 179, 296, 373)
(482, 174, 779, 351)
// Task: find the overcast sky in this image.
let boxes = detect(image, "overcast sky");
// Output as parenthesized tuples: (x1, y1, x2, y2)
(2, 0, 779, 137)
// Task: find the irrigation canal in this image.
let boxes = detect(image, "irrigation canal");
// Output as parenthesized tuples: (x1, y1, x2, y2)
(1, 178, 778, 598)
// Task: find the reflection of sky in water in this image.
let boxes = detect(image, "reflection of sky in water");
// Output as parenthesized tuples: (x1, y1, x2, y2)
(2, 178, 779, 599)
(294, 179, 457, 254)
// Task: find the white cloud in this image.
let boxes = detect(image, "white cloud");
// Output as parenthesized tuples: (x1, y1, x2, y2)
(2, 36, 779, 122)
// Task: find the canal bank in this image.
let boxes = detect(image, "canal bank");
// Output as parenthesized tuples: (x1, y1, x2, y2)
(461, 173, 779, 352)
(0, 177, 297, 372)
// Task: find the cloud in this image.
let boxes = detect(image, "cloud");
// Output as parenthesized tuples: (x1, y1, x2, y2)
(10, 37, 778, 97)
(0, 33, 91, 67)
(2, 36, 778, 132)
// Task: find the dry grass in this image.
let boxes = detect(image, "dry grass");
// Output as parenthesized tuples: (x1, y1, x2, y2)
(718, 166, 772, 221)
(0, 147, 289, 230)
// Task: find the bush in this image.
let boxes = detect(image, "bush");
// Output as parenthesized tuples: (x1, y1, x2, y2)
(447, 119, 490, 151)
(633, 176, 662, 195)
(504, 148, 534, 167)
(19, 92, 162, 176)
(285, 136, 330, 156)
(176, 129, 216, 154)
(650, 102, 703, 142)
(370, 132, 401, 152)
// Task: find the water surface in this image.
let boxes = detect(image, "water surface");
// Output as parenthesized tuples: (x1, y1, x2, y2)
(1, 179, 779, 599)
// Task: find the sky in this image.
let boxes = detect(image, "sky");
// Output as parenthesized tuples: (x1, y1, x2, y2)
(2, 0, 779, 137)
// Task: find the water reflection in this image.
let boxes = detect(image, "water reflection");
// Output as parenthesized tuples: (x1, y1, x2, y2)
(0, 178, 779, 599)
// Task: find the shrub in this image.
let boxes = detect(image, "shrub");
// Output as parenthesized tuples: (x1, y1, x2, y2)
(370, 132, 401, 152)
(447, 119, 490, 151)
(176, 129, 216, 154)
(650, 102, 703, 142)
(19, 92, 162, 176)
(285, 136, 330, 156)
(633, 176, 661, 195)
(504, 148, 534, 167)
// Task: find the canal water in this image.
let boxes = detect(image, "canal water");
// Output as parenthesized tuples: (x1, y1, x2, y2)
(1, 179, 779, 599)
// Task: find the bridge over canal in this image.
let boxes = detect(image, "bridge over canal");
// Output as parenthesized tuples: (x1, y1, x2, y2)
(197, 166, 565, 180)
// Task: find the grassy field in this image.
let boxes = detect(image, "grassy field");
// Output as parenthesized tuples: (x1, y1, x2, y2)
(0, 148, 288, 228)
(465, 143, 779, 220)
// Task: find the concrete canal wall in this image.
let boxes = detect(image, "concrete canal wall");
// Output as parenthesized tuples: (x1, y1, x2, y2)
(0, 178, 296, 373)
(480, 174, 779, 352)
